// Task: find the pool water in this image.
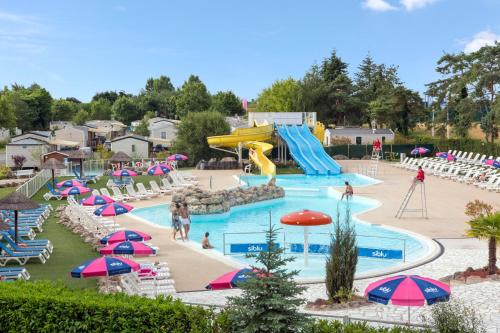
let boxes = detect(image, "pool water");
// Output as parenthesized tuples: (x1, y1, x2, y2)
(131, 175, 429, 278)
(239, 173, 380, 188)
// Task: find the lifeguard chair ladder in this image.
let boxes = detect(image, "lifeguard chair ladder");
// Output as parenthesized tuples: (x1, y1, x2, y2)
(395, 181, 428, 219)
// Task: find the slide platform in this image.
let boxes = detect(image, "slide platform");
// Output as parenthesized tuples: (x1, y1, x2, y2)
(276, 124, 341, 175)
(207, 124, 276, 176)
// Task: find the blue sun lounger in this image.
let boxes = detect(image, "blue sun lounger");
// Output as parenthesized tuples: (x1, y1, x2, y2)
(0, 243, 47, 265)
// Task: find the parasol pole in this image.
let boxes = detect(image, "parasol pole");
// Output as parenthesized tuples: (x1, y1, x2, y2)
(407, 306, 411, 325)
(304, 226, 309, 266)
(14, 210, 19, 245)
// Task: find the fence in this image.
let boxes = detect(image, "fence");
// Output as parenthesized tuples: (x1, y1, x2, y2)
(15, 169, 51, 198)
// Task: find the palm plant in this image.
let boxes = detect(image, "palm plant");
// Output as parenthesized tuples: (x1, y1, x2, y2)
(466, 211, 500, 275)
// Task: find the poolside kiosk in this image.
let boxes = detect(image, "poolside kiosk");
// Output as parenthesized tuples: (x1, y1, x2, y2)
(280, 209, 332, 266)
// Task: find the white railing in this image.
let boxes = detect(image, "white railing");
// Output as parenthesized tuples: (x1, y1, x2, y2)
(16, 169, 52, 198)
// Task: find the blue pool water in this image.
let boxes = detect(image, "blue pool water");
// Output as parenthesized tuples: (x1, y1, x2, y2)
(132, 174, 429, 278)
(239, 173, 379, 188)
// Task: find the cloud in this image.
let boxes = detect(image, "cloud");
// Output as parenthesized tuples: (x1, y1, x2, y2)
(463, 30, 500, 53)
(400, 0, 437, 11)
(0, 10, 46, 54)
(362, 0, 397, 11)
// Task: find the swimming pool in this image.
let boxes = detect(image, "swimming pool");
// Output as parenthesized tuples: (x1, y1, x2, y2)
(131, 175, 432, 279)
(238, 173, 380, 188)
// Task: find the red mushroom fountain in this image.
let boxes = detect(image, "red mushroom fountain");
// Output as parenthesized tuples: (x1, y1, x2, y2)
(280, 209, 332, 265)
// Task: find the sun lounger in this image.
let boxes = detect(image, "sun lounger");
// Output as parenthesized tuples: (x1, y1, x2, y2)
(2, 236, 51, 258)
(43, 183, 63, 201)
(0, 242, 47, 265)
(1, 232, 52, 252)
(125, 185, 147, 200)
(136, 183, 157, 198)
(109, 187, 132, 201)
(149, 180, 171, 195)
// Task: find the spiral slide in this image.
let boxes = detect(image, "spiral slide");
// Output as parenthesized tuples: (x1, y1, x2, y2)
(207, 124, 276, 176)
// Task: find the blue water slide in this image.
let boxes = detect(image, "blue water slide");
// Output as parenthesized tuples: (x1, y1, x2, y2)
(297, 124, 342, 174)
(276, 125, 318, 175)
(277, 124, 341, 175)
(288, 125, 329, 174)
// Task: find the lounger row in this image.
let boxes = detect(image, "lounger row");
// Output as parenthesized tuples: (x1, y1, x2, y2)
(443, 150, 500, 165)
(120, 261, 175, 297)
(395, 157, 500, 192)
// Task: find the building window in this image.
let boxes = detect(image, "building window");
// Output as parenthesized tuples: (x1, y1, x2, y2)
(161, 132, 166, 139)
(355, 137, 362, 145)
(131, 144, 136, 152)
(382, 136, 386, 143)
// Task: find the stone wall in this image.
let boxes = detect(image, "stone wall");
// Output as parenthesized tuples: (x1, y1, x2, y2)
(171, 184, 285, 215)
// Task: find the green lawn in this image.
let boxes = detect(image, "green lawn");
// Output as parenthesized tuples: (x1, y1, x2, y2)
(1, 175, 159, 289)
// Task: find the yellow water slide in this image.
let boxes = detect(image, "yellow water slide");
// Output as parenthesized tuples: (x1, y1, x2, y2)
(207, 124, 276, 176)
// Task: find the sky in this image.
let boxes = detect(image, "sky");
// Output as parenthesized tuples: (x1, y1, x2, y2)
(1, 0, 499, 102)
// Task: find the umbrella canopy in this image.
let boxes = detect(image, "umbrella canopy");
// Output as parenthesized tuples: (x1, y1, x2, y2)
(71, 256, 140, 278)
(94, 202, 134, 217)
(61, 186, 91, 196)
(100, 230, 152, 245)
(109, 151, 132, 163)
(280, 209, 332, 226)
(483, 159, 500, 168)
(435, 152, 447, 158)
(147, 163, 171, 176)
(112, 169, 137, 177)
(100, 241, 156, 256)
(56, 179, 84, 188)
(0, 192, 40, 244)
(410, 147, 430, 156)
(167, 154, 188, 161)
(206, 268, 252, 290)
(365, 275, 451, 306)
(80, 195, 115, 206)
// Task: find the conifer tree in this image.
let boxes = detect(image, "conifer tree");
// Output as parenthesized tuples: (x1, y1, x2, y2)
(227, 222, 308, 333)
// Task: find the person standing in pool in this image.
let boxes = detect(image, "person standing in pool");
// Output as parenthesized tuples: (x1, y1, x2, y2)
(171, 203, 185, 241)
(179, 203, 191, 240)
(341, 181, 353, 200)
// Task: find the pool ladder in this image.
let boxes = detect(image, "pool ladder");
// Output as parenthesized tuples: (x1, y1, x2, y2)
(395, 181, 428, 219)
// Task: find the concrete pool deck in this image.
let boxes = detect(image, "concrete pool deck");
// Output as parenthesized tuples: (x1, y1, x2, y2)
(116, 162, 499, 291)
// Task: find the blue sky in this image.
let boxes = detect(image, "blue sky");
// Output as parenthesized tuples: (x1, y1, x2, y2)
(1, 0, 499, 102)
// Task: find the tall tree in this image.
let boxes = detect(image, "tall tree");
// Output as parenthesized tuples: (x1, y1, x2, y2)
(89, 98, 113, 120)
(172, 111, 229, 165)
(144, 75, 175, 94)
(175, 75, 212, 118)
(227, 222, 307, 332)
(51, 99, 78, 121)
(255, 78, 300, 112)
(91, 90, 132, 104)
(111, 96, 142, 125)
(73, 109, 90, 126)
(210, 91, 244, 116)
(0, 95, 17, 131)
(8, 84, 53, 131)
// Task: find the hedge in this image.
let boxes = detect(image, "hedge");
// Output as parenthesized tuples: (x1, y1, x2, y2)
(0, 281, 430, 333)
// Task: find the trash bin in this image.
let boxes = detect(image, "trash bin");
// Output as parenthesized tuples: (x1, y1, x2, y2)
(400, 153, 406, 163)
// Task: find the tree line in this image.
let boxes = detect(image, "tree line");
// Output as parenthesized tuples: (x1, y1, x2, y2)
(0, 75, 245, 133)
(254, 45, 500, 140)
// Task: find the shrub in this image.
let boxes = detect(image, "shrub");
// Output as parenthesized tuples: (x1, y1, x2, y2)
(11, 155, 26, 170)
(421, 299, 486, 333)
(0, 165, 11, 179)
(325, 208, 358, 303)
(0, 281, 219, 333)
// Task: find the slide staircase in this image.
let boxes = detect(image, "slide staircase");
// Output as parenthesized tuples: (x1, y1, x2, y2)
(276, 124, 341, 175)
(207, 124, 276, 176)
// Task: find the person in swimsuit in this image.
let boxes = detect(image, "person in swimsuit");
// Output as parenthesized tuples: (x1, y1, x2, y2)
(341, 181, 353, 200)
(179, 203, 191, 240)
(201, 232, 214, 249)
(171, 203, 185, 241)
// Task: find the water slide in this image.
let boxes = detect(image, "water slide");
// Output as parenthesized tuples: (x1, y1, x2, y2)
(276, 124, 341, 175)
(207, 124, 276, 176)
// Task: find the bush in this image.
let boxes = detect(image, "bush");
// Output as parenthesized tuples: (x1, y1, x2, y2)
(11, 155, 26, 170)
(325, 208, 358, 303)
(420, 299, 486, 333)
(0, 165, 11, 179)
(0, 281, 219, 333)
